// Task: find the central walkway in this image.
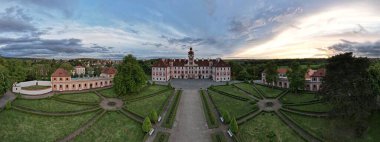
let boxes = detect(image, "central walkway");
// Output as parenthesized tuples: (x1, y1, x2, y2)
(169, 89, 210, 142)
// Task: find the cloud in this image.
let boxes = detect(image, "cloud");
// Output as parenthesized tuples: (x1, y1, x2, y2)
(328, 40, 380, 57)
(0, 6, 36, 33)
(0, 37, 111, 58)
(161, 36, 217, 46)
(10, 0, 75, 18)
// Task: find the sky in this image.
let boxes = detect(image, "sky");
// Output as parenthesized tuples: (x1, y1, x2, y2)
(0, 0, 379, 59)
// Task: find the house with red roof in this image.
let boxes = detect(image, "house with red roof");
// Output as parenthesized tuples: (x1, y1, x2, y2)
(51, 67, 116, 91)
(151, 47, 231, 82)
(261, 67, 326, 91)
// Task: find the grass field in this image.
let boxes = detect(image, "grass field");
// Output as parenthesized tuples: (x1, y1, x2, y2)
(73, 112, 144, 142)
(126, 90, 173, 117)
(287, 102, 333, 112)
(211, 85, 250, 99)
(0, 110, 96, 142)
(280, 92, 320, 104)
(208, 90, 253, 118)
(13, 99, 94, 112)
(21, 85, 51, 90)
(233, 83, 262, 98)
(98, 88, 119, 98)
(254, 85, 283, 98)
(237, 112, 304, 142)
(56, 92, 100, 103)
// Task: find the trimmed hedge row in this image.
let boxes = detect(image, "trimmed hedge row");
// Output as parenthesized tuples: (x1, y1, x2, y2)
(236, 109, 262, 126)
(232, 84, 262, 100)
(120, 108, 144, 124)
(157, 89, 175, 116)
(200, 90, 219, 128)
(162, 90, 182, 128)
(51, 97, 99, 106)
(282, 99, 323, 106)
(56, 110, 107, 142)
(153, 131, 170, 142)
(125, 88, 172, 102)
(236, 106, 259, 121)
(276, 90, 289, 99)
(281, 107, 329, 117)
(278, 110, 325, 142)
(208, 88, 249, 101)
(207, 90, 222, 117)
(211, 132, 227, 142)
(12, 105, 101, 116)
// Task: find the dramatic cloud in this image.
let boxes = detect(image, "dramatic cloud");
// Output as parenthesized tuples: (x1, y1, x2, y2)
(0, 6, 36, 33)
(0, 37, 111, 58)
(328, 40, 380, 57)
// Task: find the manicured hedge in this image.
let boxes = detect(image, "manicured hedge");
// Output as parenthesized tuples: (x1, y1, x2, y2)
(211, 132, 227, 142)
(12, 105, 101, 116)
(51, 97, 98, 106)
(162, 90, 182, 128)
(208, 88, 249, 101)
(153, 132, 170, 142)
(126, 89, 172, 102)
(200, 90, 218, 128)
(120, 108, 144, 124)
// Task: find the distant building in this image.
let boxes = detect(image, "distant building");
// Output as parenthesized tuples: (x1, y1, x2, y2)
(72, 65, 86, 75)
(51, 67, 116, 91)
(261, 68, 326, 91)
(151, 47, 231, 82)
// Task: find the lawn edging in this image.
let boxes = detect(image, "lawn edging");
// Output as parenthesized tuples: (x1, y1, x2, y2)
(200, 90, 219, 129)
(161, 90, 182, 128)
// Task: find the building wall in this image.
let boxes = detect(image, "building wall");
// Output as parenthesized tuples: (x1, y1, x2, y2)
(51, 76, 113, 91)
(75, 67, 86, 75)
(152, 66, 230, 82)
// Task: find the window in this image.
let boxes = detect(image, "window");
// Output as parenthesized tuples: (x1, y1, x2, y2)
(60, 85, 62, 88)
(60, 78, 62, 81)
(72, 84, 75, 88)
(66, 85, 69, 88)
(54, 78, 56, 81)
(79, 84, 81, 87)
(54, 85, 56, 88)
(66, 78, 69, 81)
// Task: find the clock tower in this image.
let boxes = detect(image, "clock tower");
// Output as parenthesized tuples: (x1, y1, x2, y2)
(188, 47, 194, 65)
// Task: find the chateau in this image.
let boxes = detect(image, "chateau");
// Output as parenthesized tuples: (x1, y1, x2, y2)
(261, 68, 326, 91)
(152, 48, 231, 82)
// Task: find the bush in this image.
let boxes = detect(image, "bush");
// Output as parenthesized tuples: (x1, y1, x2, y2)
(5, 101, 11, 110)
(142, 117, 152, 133)
(229, 117, 238, 134)
(226, 82, 230, 85)
(147, 81, 151, 86)
(150, 110, 158, 123)
(152, 82, 156, 85)
(221, 110, 231, 124)
(167, 82, 172, 88)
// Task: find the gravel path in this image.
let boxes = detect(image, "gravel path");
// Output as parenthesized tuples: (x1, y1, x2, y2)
(0, 91, 16, 108)
(169, 89, 211, 142)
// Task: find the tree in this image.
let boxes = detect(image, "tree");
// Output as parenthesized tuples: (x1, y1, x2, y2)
(221, 110, 231, 123)
(237, 69, 250, 81)
(142, 117, 152, 133)
(0, 65, 10, 95)
(114, 54, 147, 95)
(321, 52, 376, 137)
(229, 117, 239, 134)
(59, 63, 73, 73)
(5, 101, 11, 110)
(265, 62, 278, 87)
(369, 62, 380, 106)
(288, 62, 305, 95)
(149, 110, 158, 123)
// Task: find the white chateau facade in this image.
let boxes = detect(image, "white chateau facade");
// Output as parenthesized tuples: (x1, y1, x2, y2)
(152, 48, 231, 82)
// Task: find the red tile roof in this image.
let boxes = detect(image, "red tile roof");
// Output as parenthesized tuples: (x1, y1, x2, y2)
(102, 67, 117, 74)
(213, 60, 230, 67)
(277, 68, 288, 74)
(152, 58, 230, 67)
(311, 68, 326, 77)
(304, 69, 316, 79)
(75, 65, 84, 68)
(152, 59, 169, 67)
(51, 68, 70, 77)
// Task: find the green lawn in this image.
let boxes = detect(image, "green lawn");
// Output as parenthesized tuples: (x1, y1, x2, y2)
(280, 92, 319, 104)
(13, 99, 94, 112)
(73, 112, 144, 142)
(21, 85, 51, 90)
(212, 85, 250, 99)
(237, 112, 304, 142)
(0, 110, 96, 142)
(284, 111, 331, 140)
(126, 90, 173, 117)
(359, 112, 380, 142)
(208, 90, 253, 118)
(254, 85, 283, 98)
(56, 92, 100, 103)
(98, 88, 119, 98)
(233, 83, 262, 98)
(287, 102, 333, 112)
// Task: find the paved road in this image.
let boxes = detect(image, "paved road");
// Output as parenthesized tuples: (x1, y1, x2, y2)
(0, 91, 16, 108)
(169, 89, 211, 142)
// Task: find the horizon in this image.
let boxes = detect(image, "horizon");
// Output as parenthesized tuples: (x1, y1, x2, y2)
(0, 0, 380, 59)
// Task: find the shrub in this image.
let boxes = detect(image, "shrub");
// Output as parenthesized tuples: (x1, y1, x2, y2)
(5, 101, 11, 110)
(167, 82, 172, 88)
(147, 81, 151, 86)
(226, 82, 229, 85)
(229, 117, 238, 134)
(150, 110, 158, 123)
(221, 110, 231, 124)
(152, 82, 156, 85)
(142, 117, 152, 133)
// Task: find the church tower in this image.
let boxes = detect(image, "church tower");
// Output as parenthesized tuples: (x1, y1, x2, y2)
(188, 47, 194, 65)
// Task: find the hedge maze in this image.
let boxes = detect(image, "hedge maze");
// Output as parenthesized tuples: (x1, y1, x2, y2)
(0, 84, 174, 142)
(206, 82, 336, 142)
